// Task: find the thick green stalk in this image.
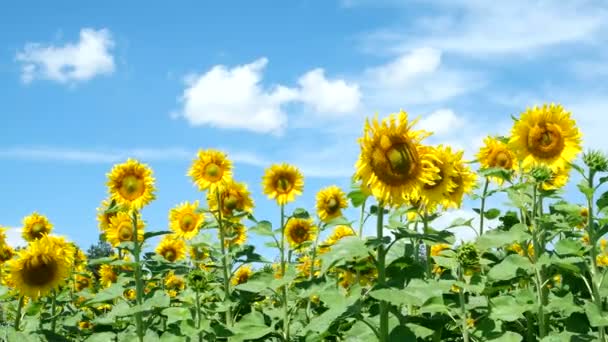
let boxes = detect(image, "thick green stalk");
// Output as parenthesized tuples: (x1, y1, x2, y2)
(51, 290, 57, 333)
(132, 211, 144, 342)
(479, 178, 490, 235)
(458, 268, 469, 342)
(280, 204, 290, 341)
(196, 287, 202, 342)
(306, 225, 322, 321)
(14, 296, 24, 330)
(377, 201, 388, 342)
(216, 190, 232, 327)
(359, 198, 367, 237)
(531, 185, 547, 338)
(586, 171, 606, 341)
(423, 212, 432, 278)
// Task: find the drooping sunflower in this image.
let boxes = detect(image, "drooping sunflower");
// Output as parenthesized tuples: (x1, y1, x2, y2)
(354, 110, 440, 206)
(223, 222, 247, 248)
(509, 104, 582, 171)
(444, 151, 477, 209)
(107, 159, 156, 210)
(155, 235, 187, 262)
(262, 164, 304, 205)
(96, 199, 123, 232)
(285, 218, 317, 249)
(99, 264, 117, 288)
(232, 265, 253, 286)
(8, 235, 73, 299)
(169, 201, 204, 240)
(22, 212, 53, 242)
(477, 136, 518, 184)
(188, 149, 233, 192)
(540, 166, 570, 191)
(105, 212, 144, 247)
(208, 180, 254, 218)
(418, 145, 459, 211)
(324, 225, 355, 246)
(315, 186, 348, 222)
(165, 270, 186, 292)
(74, 272, 94, 292)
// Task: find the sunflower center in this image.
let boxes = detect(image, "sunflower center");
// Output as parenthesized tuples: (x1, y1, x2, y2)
(326, 198, 340, 213)
(31, 223, 47, 238)
(528, 123, 565, 158)
(373, 139, 419, 186)
(179, 213, 197, 232)
(204, 163, 222, 181)
(22, 255, 58, 287)
(494, 151, 511, 168)
(291, 225, 309, 243)
(224, 194, 239, 211)
(276, 177, 293, 194)
(119, 174, 145, 201)
(164, 249, 177, 262)
(118, 224, 133, 241)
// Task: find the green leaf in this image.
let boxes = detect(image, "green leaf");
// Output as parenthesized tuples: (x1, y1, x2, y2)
(162, 307, 192, 325)
(230, 311, 273, 342)
(578, 180, 594, 199)
(370, 280, 443, 307)
(490, 295, 526, 322)
(484, 208, 501, 220)
(304, 292, 359, 335)
(347, 190, 368, 208)
(585, 301, 608, 327)
(540, 332, 577, 342)
(143, 230, 172, 240)
(546, 293, 583, 318)
(318, 236, 371, 274)
(342, 320, 377, 341)
(477, 223, 530, 251)
(292, 208, 310, 219)
(160, 333, 185, 342)
(85, 283, 125, 304)
(235, 272, 275, 293)
(554, 239, 585, 256)
(598, 191, 608, 211)
(488, 254, 532, 281)
(85, 332, 117, 342)
(488, 331, 523, 342)
(249, 220, 274, 237)
(405, 323, 434, 339)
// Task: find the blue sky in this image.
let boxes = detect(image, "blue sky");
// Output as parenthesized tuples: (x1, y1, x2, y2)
(1, 0, 607, 258)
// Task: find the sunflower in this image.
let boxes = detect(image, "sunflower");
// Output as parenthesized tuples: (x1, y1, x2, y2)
(169, 201, 204, 240)
(232, 265, 253, 286)
(78, 321, 94, 331)
(105, 211, 144, 247)
(324, 225, 355, 246)
(431, 243, 451, 257)
(444, 151, 477, 209)
(0, 244, 14, 264)
(0, 226, 6, 243)
(74, 248, 88, 271)
(189, 245, 209, 261)
(156, 235, 187, 262)
(477, 136, 518, 184)
(107, 159, 156, 210)
(124, 288, 137, 301)
(262, 164, 304, 205)
(315, 186, 348, 222)
(22, 212, 53, 242)
(296, 255, 321, 278)
(96, 199, 123, 232)
(74, 272, 94, 292)
(540, 166, 570, 191)
(509, 104, 582, 171)
(165, 271, 186, 291)
(99, 264, 117, 288)
(188, 149, 233, 192)
(207, 181, 254, 217)
(354, 110, 440, 206)
(418, 145, 459, 211)
(224, 222, 247, 248)
(8, 235, 73, 299)
(285, 218, 317, 249)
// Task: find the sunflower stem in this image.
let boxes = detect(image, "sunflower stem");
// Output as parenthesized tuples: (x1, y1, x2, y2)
(131, 210, 145, 342)
(458, 267, 470, 342)
(195, 286, 202, 342)
(531, 185, 547, 339)
(14, 296, 24, 331)
(306, 223, 322, 323)
(280, 204, 290, 341)
(479, 178, 490, 236)
(51, 290, 57, 333)
(376, 200, 388, 342)
(359, 198, 367, 238)
(423, 212, 432, 279)
(216, 189, 232, 327)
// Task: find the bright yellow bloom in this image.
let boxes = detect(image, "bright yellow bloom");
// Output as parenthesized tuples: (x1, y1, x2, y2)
(432, 264, 445, 275)
(99, 264, 117, 288)
(262, 163, 304, 205)
(477, 136, 518, 184)
(509, 104, 582, 171)
(509, 242, 534, 257)
(96, 199, 123, 232)
(354, 110, 440, 206)
(96, 303, 112, 312)
(272, 262, 285, 279)
(74, 272, 94, 292)
(315, 186, 348, 222)
(8, 235, 73, 299)
(232, 265, 253, 286)
(553, 274, 562, 285)
(74, 248, 87, 269)
(78, 321, 93, 331)
(165, 270, 186, 291)
(582, 234, 590, 245)
(0, 226, 6, 243)
(598, 255, 608, 267)
(107, 159, 156, 210)
(22, 212, 53, 242)
(444, 151, 477, 209)
(419, 145, 459, 210)
(285, 218, 317, 249)
(188, 149, 233, 191)
(338, 270, 356, 289)
(578, 207, 589, 229)
(466, 318, 475, 328)
(124, 289, 136, 301)
(207, 181, 254, 217)
(169, 201, 204, 240)
(540, 166, 570, 191)
(296, 255, 321, 278)
(324, 225, 355, 246)
(156, 235, 187, 262)
(223, 222, 247, 248)
(431, 243, 451, 257)
(145, 281, 158, 295)
(105, 211, 144, 247)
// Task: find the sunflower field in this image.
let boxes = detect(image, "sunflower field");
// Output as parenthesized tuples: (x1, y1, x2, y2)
(1, 104, 608, 341)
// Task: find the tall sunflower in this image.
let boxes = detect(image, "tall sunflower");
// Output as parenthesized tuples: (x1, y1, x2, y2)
(8, 235, 73, 299)
(99, 264, 117, 288)
(107, 159, 156, 210)
(188, 149, 233, 191)
(223, 222, 247, 248)
(444, 151, 477, 209)
(477, 136, 518, 184)
(354, 110, 439, 206)
(232, 265, 253, 286)
(105, 212, 144, 247)
(285, 218, 317, 249)
(169, 201, 204, 240)
(509, 104, 582, 171)
(22, 212, 53, 242)
(315, 186, 348, 222)
(418, 145, 459, 211)
(262, 164, 304, 205)
(155, 235, 187, 262)
(207, 181, 254, 217)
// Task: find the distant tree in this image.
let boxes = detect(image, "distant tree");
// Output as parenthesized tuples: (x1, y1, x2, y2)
(86, 236, 115, 278)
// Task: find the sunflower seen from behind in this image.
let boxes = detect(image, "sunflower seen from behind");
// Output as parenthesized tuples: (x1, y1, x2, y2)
(262, 163, 304, 205)
(207, 180, 254, 217)
(8, 235, 73, 299)
(105, 211, 144, 247)
(169, 201, 204, 240)
(107, 159, 156, 210)
(22, 212, 53, 242)
(156, 235, 187, 263)
(285, 218, 317, 249)
(509, 104, 582, 171)
(316, 185, 348, 222)
(355, 110, 439, 206)
(188, 149, 233, 192)
(444, 151, 477, 209)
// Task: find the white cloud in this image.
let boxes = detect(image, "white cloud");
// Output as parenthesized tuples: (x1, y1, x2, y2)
(366, 47, 441, 87)
(16, 28, 115, 84)
(417, 109, 464, 136)
(4, 227, 25, 248)
(297, 68, 361, 114)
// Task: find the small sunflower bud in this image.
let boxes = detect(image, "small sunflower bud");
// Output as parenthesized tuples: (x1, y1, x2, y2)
(530, 165, 552, 183)
(583, 150, 608, 173)
(187, 270, 208, 291)
(456, 243, 480, 270)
